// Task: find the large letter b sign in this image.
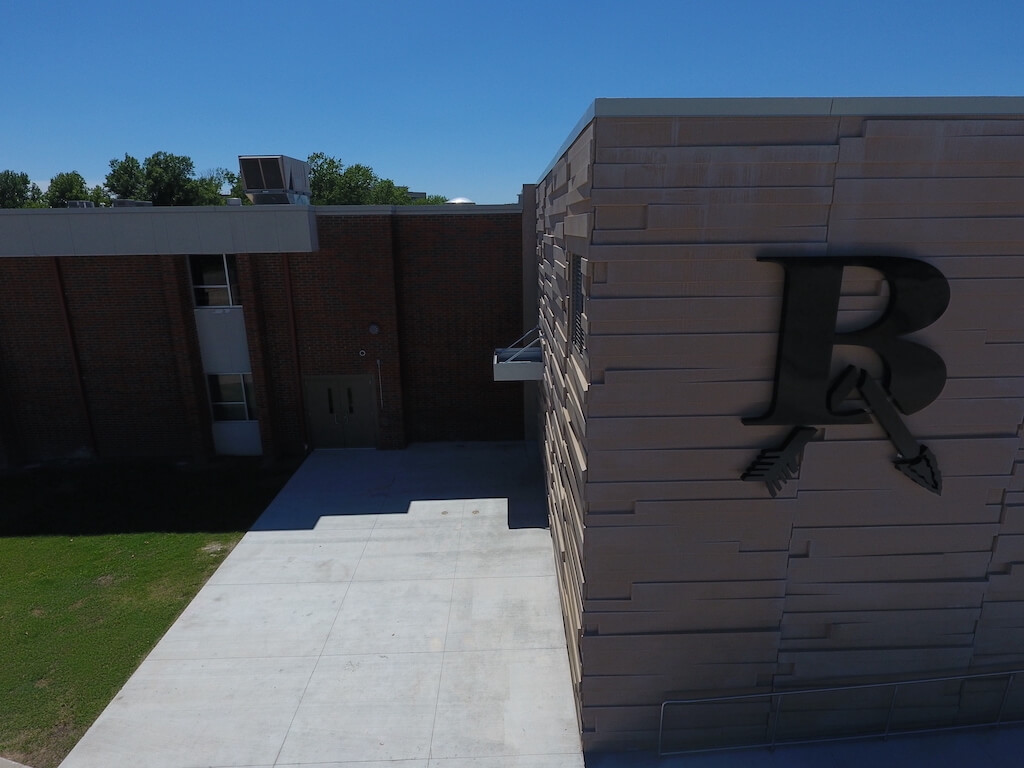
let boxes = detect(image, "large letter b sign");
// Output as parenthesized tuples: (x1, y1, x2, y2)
(745, 256, 950, 427)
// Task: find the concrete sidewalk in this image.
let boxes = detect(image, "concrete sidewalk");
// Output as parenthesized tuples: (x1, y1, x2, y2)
(59, 443, 583, 768)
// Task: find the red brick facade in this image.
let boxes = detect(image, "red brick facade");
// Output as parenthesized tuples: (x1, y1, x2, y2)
(0, 207, 526, 467)
(0, 257, 94, 464)
(393, 213, 525, 442)
(0, 256, 210, 464)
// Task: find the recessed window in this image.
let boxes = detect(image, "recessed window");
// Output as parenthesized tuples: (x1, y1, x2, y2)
(208, 373, 255, 421)
(571, 254, 586, 353)
(190, 255, 239, 307)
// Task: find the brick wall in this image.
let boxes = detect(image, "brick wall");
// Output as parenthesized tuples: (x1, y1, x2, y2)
(237, 253, 301, 457)
(241, 209, 526, 455)
(0, 206, 526, 467)
(57, 255, 208, 460)
(242, 214, 407, 453)
(394, 213, 525, 442)
(0, 258, 92, 463)
(0, 255, 208, 465)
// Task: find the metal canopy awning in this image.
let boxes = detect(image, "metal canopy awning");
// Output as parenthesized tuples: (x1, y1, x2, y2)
(493, 327, 543, 381)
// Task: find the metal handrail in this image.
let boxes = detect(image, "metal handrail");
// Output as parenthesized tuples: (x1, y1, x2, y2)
(497, 326, 541, 364)
(659, 669, 1024, 756)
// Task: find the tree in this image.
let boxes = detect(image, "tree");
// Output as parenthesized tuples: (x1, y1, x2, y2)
(144, 152, 197, 206)
(105, 152, 234, 205)
(337, 163, 378, 204)
(19, 151, 443, 209)
(308, 153, 434, 205)
(191, 168, 234, 206)
(105, 154, 147, 200)
(308, 152, 346, 204)
(369, 178, 412, 205)
(88, 184, 111, 207)
(0, 170, 44, 208)
(45, 171, 90, 208)
(224, 170, 250, 203)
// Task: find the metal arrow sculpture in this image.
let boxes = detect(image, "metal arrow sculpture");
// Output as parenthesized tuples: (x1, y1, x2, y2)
(743, 365, 942, 497)
(741, 426, 817, 498)
(855, 369, 942, 495)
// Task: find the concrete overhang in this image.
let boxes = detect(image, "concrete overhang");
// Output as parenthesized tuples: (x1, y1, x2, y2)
(0, 204, 319, 257)
(540, 95, 1024, 182)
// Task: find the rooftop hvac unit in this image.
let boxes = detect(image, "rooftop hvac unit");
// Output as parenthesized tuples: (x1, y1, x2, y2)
(238, 155, 311, 205)
(66, 200, 95, 208)
(111, 199, 153, 207)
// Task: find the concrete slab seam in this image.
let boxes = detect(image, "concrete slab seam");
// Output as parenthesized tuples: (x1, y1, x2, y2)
(269, 512, 377, 765)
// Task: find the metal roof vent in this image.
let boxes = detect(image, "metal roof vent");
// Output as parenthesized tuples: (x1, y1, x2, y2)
(445, 197, 475, 205)
(238, 155, 311, 205)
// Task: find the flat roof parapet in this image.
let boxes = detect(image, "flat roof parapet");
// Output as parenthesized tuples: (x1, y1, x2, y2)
(0, 203, 524, 259)
(591, 95, 1024, 117)
(0, 204, 319, 258)
(541, 95, 1024, 182)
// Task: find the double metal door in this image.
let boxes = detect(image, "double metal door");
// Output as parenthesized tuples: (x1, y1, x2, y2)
(303, 375, 377, 448)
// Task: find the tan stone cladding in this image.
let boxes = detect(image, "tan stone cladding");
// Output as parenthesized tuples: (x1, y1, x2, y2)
(537, 106, 1024, 751)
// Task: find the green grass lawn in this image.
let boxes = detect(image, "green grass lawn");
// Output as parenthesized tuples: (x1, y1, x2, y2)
(0, 459, 297, 768)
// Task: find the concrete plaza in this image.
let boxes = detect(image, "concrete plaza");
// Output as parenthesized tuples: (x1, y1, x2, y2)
(52, 440, 1024, 767)
(59, 443, 583, 768)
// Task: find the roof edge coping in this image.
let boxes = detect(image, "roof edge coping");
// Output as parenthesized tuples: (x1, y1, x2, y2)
(538, 95, 1024, 183)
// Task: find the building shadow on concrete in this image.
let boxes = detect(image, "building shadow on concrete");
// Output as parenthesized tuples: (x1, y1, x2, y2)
(250, 442, 548, 532)
(0, 443, 547, 537)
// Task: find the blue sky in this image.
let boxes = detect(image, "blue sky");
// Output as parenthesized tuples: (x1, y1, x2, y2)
(4, 0, 1023, 203)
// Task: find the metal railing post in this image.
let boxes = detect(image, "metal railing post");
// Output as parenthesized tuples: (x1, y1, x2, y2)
(884, 684, 899, 737)
(996, 672, 1015, 724)
(658, 702, 667, 756)
(768, 693, 781, 750)
(657, 668, 1024, 758)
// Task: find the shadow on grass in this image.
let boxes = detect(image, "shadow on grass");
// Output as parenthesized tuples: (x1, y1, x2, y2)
(0, 457, 301, 537)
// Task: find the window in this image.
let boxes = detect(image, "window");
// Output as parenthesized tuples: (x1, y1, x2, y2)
(207, 373, 255, 421)
(190, 254, 239, 306)
(571, 254, 586, 353)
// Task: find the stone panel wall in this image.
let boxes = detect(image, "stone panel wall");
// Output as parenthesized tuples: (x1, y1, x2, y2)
(537, 104, 1024, 751)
